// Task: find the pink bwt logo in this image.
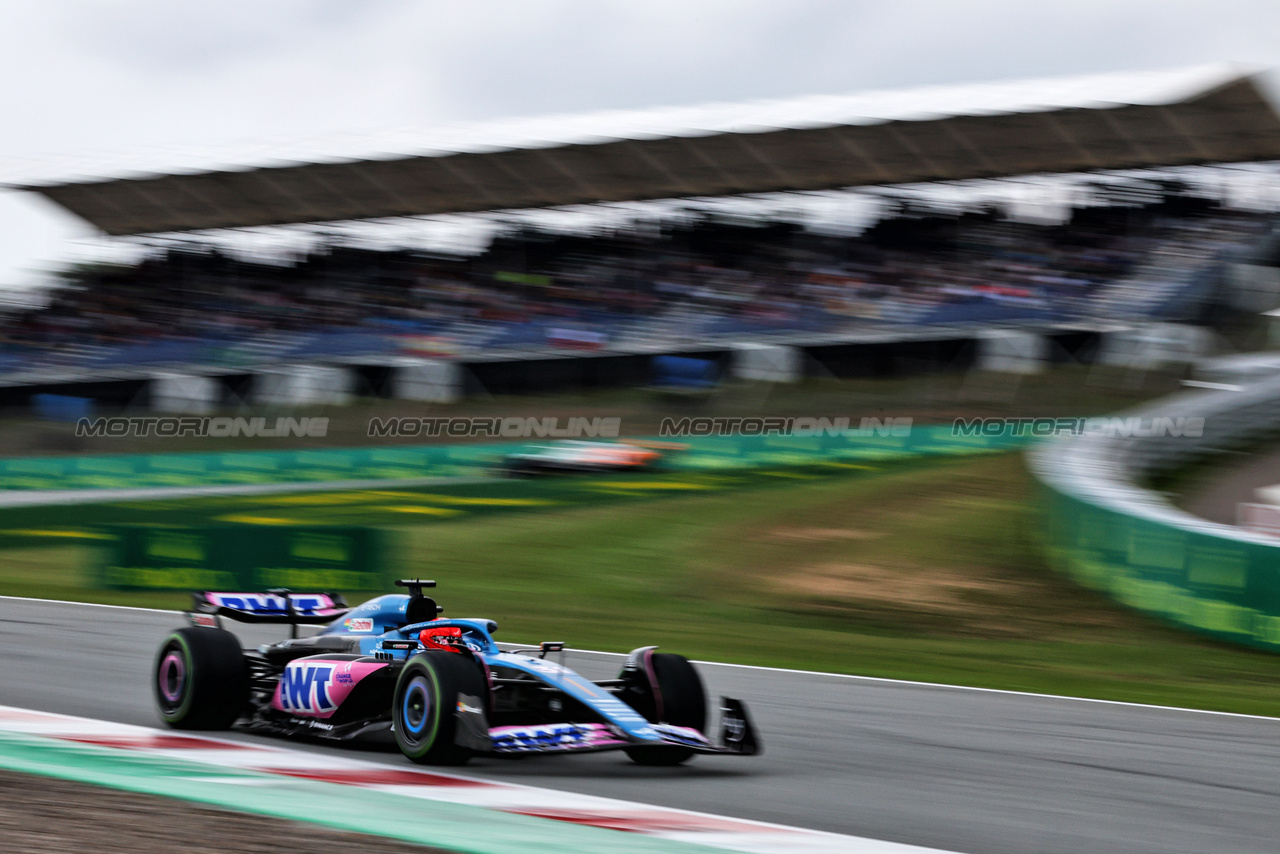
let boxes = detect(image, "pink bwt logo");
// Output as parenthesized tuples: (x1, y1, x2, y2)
(276, 664, 334, 714)
(271, 660, 388, 718)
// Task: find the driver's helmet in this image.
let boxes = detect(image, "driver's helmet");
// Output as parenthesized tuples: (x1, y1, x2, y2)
(419, 626, 465, 653)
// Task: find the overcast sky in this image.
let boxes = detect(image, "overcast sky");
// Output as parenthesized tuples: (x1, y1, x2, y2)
(3, 0, 1280, 287)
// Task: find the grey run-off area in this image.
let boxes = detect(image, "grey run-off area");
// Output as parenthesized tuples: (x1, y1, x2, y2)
(2, 596, 1279, 854)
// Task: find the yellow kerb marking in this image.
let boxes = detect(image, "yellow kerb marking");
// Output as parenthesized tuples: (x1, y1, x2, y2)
(386, 506, 463, 516)
(408, 495, 554, 507)
(215, 514, 299, 526)
(589, 480, 713, 491)
(1, 529, 114, 540)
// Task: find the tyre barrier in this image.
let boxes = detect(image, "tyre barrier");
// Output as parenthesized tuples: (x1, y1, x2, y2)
(1029, 372, 1280, 652)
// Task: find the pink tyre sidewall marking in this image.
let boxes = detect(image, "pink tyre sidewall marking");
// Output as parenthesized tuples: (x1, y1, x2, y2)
(159, 651, 186, 704)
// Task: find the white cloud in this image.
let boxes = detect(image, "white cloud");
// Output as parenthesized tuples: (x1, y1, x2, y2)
(1, 0, 1278, 285)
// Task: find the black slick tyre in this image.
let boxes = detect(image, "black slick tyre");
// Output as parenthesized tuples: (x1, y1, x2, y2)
(153, 627, 249, 730)
(623, 652, 707, 766)
(392, 650, 487, 765)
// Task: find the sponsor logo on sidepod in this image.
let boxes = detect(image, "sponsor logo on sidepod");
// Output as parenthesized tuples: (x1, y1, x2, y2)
(276, 665, 335, 714)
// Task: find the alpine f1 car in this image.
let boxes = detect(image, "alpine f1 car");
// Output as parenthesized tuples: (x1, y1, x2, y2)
(153, 580, 759, 766)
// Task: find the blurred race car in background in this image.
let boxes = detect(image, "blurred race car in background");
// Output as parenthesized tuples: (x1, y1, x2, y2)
(154, 580, 759, 766)
(501, 440, 671, 476)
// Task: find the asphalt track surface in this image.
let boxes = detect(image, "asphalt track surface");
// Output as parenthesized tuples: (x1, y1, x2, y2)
(1181, 444, 1280, 526)
(4, 597, 1280, 854)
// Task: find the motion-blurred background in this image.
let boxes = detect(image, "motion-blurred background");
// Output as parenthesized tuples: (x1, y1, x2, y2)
(5, 2, 1280, 712)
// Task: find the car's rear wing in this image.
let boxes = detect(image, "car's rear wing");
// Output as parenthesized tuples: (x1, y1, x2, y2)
(188, 590, 349, 636)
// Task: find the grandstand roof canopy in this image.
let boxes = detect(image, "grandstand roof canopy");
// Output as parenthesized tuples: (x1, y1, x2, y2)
(8, 64, 1280, 236)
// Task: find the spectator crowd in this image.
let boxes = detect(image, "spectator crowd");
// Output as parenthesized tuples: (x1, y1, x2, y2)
(0, 193, 1270, 371)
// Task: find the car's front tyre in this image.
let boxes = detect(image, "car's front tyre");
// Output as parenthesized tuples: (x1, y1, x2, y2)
(153, 627, 249, 730)
(622, 652, 707, 766)
(392, 650, 487, 765)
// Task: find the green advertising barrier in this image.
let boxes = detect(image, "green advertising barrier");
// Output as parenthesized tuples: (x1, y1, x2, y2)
(0, 425, 1029, 492)
(97, 524, 392, 591)
(1037, 478, 1280, 653)
(0, 444, 494, 491)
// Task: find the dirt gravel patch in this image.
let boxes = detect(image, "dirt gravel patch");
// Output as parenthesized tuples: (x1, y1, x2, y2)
(772, 558, 1137, 637)
(0, 769, 451, 854)
(754, 527, 885, 543)
(775, 561, 1009, 613)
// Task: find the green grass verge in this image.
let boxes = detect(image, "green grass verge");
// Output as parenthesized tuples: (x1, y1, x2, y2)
(6, 452, 1280, 715)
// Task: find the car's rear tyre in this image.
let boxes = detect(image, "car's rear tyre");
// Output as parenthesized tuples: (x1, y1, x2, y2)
(622, 652, 707, 766)
(393, 651, 487, 765)
(153, 627, 249, 730)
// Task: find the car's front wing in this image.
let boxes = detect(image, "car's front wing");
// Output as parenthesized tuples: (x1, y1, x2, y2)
(461, 695, 761, 757)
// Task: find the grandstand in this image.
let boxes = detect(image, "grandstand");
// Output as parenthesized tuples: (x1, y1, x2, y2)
(1, 65, 1279, 410)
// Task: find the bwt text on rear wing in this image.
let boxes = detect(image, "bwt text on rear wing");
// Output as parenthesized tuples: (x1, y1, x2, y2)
(187, 590, 349, 636)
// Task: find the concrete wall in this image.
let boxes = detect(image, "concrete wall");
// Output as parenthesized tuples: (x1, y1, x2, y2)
(253, 366, 354, 406)
(731, 344, 801, 382)
(975, 330, 1049, 374)
(1098, 323, 1214, 370)
(151, 373, 220, 414)
(392, 359, 463, 403)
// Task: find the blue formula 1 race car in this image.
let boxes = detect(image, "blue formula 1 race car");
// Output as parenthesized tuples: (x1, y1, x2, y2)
(153, 580, 760, 766)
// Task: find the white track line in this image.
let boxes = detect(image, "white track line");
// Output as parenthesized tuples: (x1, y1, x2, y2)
(0, 594, 176, 614)
(4, 594, 1278, 722)
(0, 704, 954, 854)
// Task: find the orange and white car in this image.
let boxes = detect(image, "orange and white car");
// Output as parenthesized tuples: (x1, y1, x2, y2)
(502, 440, 666, 476)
